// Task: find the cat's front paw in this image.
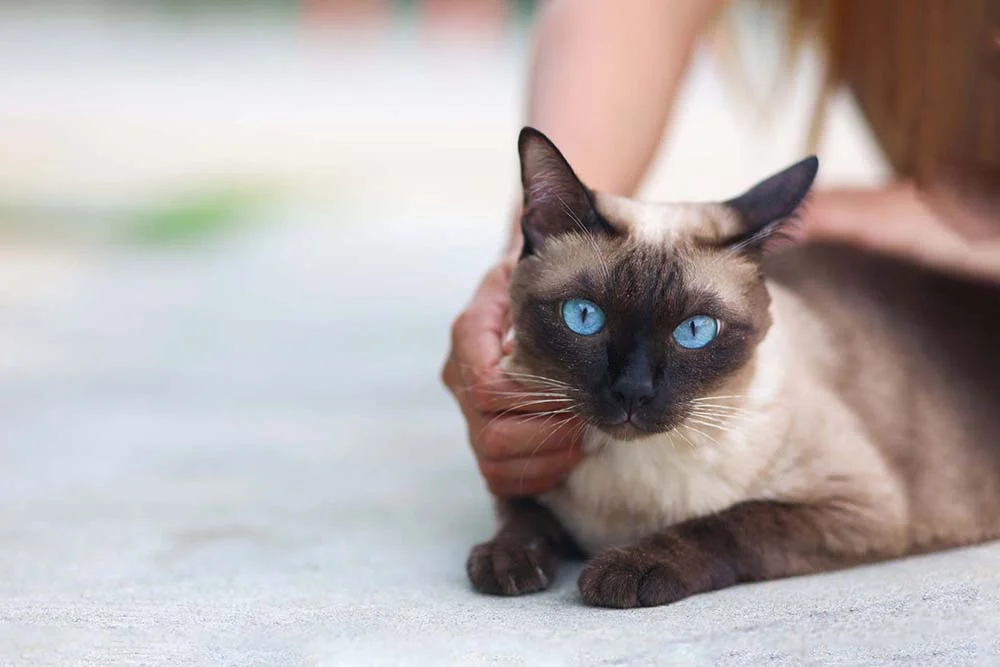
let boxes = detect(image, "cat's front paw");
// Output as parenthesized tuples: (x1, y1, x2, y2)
(578, 546, 692, 608)
(467, 537, 559, 596)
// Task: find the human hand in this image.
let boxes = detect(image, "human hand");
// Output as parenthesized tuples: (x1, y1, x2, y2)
(800, 183, 1000, 281)
(442, 261, 585, 498)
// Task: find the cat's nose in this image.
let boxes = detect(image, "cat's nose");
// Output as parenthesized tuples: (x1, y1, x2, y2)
(610, 375, 655, 413)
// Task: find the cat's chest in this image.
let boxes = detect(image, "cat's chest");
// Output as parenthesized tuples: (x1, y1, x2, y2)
(539, 431, 760, 554)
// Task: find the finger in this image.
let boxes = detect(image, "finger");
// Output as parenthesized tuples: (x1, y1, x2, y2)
(452, 263, 511, 372)
(447, 263, 572, 413)
(479, 447, 584, 498)
(488, 473, 568, 498)
(466, 379, 577, 416)
(440, 354, 460, 394)
(446, 354, 566, 417)
(443, 354, 534, 414)
(475, 413, 586, 461)
(449, 267, 520, 407)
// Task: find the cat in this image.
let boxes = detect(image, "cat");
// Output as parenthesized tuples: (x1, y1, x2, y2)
(465, 127, 1000, 608)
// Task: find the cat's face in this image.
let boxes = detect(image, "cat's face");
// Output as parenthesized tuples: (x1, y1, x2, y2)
(508, 128, 817, 440)
(510, 224, 770, 440)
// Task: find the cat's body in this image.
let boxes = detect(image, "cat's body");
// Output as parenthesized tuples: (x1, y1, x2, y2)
(466, 128, 1000, 608)
(536, 243, 1000, 557)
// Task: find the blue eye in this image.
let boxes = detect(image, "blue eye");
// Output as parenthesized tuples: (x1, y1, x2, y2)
(562, 299, 605, 336)
(673, 315, 719, 349)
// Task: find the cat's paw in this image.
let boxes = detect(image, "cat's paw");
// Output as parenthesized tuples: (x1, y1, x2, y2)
(466, 537, 559, 596)
(578, 546, 691, 608)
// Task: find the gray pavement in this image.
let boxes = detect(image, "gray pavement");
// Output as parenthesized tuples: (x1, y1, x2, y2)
(2, 216, 999, 666)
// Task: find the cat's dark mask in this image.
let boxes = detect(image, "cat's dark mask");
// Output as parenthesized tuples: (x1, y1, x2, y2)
(507, 127, 817, 440)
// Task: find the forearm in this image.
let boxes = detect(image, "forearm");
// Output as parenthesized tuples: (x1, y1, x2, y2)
(504, 0, 726, 254)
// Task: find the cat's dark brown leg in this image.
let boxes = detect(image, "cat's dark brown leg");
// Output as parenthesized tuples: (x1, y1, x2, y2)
(467, 498, 577, 596)
(579, 499, 904, 608)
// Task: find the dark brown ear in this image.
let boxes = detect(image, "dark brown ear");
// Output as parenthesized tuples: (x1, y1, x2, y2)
(518, 127, 616, 257)
(722, 155, 819, 253)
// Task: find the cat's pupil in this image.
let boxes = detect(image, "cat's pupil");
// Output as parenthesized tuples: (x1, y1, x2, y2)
(561, 298, 606, 336)
(690, 321, 697, 335)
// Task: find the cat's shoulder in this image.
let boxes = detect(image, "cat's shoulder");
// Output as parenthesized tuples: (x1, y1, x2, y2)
(763, 241, 999, 311)
(762, 242, 915, 291)
(762, 241, 1000, 381)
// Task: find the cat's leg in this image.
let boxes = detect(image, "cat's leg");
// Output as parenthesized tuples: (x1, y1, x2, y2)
(467, 498, 578, 596)
(578, 499, 907, 608)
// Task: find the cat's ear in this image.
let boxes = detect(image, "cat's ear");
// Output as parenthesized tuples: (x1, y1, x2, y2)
(721, 155, 819, 254)
(518, 127, 615, 257)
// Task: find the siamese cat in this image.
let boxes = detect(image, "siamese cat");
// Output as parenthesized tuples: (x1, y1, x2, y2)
(465, 127, 1000, 608)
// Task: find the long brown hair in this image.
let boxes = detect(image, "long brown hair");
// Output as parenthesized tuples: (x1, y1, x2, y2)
(721, 0, 999, 234)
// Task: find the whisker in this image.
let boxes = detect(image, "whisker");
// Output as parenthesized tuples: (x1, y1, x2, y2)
(687, 416, 755, 430)
(463, 381, 570, 392)
(553, 193, 612, 286)
(688, 407, 755, 419)
(486, 380, 573, 393)
(491, 399, 575, 416)
(500, 407, 578, 423)
(686, 411, 735, 423)
(671, 427, 698, 450)
(478, 405, 578, 438)
(517, 413, 579, 494)
(501, 378, 564, 385)
(458, 385, 574, 404)
(468, 389, 574, 403)
(498, 371, 574, 389)
(688, 407, 761, 422)
(690, 395, 750, 402)
(475, 389, 573, 399)
(687, 408, 757, 423)
(479, 412, 574, 446)
(520, 401, 588, 458)
(454, 364, 574, 389)
(685, 417, 741, 436)
(461, 380, 575, 399)
(680, 423, 722, 449)
(689, 402, 754, 413)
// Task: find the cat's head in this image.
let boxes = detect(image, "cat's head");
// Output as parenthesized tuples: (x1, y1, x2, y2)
(508, 127, 817, 441)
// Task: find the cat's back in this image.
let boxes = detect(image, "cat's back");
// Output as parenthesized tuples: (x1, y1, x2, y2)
(764, 242, 1000, 545)
(763, 242, 1000, 396)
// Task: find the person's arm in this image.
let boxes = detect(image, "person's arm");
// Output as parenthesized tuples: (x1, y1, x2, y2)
(446, 0, 725, 497)
(803, 184, 1000, 282)
(502, 0, 727, 255)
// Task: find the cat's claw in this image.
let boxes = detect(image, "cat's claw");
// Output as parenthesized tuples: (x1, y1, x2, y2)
(466, 538, 558, 596)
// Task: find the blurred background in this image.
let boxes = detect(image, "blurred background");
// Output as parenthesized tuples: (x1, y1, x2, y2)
(0, 2, 894, 663)
(0, 1, 889, 248)
(0, 0, 888, 400)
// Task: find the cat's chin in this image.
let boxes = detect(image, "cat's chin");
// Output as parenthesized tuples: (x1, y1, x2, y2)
(597, 421, 666, 442)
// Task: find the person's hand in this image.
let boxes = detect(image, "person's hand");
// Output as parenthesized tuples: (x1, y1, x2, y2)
(442, 261, 585, 497)
(800, 183, 1000, 281)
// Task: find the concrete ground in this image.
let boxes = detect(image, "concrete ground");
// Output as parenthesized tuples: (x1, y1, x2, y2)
(1, 6, 998, 666)
(3, 211, 1000, 667)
